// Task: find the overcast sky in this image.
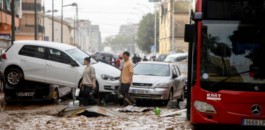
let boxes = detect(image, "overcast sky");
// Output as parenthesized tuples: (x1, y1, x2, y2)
(44, 0, 160, 42)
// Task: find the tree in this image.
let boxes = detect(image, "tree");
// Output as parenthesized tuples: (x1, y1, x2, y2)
(136, 13, 159, 53)
(102, 35, 133, 51)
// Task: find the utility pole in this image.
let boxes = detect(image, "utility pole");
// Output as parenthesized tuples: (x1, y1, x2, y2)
(172, 0, 175, 53)
(34, 0, 38, 40)
(61, 0, 63, 43)
(43, 0, 45, 40)
(11, 0, 15, 44)
(52, 0, 54, 41)
(74, 16, 76, 46)
(154, 3, 157, 54)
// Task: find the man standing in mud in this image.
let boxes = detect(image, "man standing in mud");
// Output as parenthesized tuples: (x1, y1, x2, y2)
(119, 51, 134, 106)
(80, 57, 99, 106)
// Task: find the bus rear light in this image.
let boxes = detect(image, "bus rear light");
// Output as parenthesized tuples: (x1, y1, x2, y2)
(2, 53, 6, 59)
(249, 72, 255, 77)
(194, 101, 217, 114)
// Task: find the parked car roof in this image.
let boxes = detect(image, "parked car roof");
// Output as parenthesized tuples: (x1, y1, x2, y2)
(14, 40, 76, 51)
(167, 53, 188, 57)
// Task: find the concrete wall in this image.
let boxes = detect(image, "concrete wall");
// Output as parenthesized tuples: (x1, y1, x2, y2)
(44, 17, 71, 44)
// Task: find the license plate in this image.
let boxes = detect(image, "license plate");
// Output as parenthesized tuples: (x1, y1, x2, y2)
(242, 119, 265, 126)
(132, 90, 150, 94)
(18, 92, 34, 96)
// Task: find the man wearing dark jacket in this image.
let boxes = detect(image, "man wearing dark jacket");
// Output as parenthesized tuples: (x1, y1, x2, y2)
(132, 54, 137, 64)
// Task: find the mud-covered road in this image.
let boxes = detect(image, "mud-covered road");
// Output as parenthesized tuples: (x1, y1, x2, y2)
(0, 92, 191, 130)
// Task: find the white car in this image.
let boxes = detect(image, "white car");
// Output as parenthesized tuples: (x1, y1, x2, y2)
(0, 40, 120, 95)
(164, 53, 188, 62)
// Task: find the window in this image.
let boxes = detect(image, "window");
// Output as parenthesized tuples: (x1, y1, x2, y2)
(19, 45, 45, 59)
(65, 48, 97, 65)
(44, 36, 49, 41)
(172, 65, 178, 76)
(48, 48, 72, 64)
(134, 63, 170, 77)
(174, 65, 181, 76)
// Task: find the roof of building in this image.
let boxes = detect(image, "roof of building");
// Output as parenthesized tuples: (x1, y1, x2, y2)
(42, 14, 73, 29)
(174, 1, 190, 13)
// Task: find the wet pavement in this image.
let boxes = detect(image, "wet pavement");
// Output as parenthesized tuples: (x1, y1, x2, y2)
(0, 92, 191, 130)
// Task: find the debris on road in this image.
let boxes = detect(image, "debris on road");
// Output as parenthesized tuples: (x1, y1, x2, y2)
(58, 106, 128, 118)
(167, 100, 180, 109)
(160, 109, 187, 117)
(118, 105, 154, 112)
(154, 107, 161, 115)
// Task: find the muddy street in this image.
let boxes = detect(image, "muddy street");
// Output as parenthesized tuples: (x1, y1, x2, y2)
(0, 92, 191, 130)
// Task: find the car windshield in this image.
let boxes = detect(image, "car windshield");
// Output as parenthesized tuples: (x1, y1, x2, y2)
(201, 20, 265, 84)
(134, 63, 170, 77)
(65, 48, 97, 65)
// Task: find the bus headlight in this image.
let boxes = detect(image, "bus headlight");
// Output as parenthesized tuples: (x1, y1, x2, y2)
(194, 101, 217, 114)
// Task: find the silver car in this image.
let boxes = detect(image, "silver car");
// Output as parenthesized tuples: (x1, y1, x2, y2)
(129, 62, 185, 103)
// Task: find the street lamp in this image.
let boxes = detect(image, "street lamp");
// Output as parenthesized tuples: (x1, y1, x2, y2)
(137, 3, 151, 13)
(62, 2, 78, 46)
(130, 13, 141, 19)
(133, 8, 146, 15)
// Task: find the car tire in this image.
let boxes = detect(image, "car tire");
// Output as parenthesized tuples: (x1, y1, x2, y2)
(4, 94, 11, 105)
(5, 68, 24, 87)
(178, 88, 185, 102)
(165, 89, 173, 105)
(52, 88, 60, 103)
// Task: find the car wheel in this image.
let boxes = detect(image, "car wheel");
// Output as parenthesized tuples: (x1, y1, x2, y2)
(90, 82, 99, 96)
(52, 88, 60, 103)
(164, 89, 173, 105)
(178, 88, 185, 102)
(5, 68, 24, 87)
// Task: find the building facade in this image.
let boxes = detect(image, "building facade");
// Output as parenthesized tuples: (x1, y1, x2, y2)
(43, 15, 72, 44)
(89, 25, 101, 52)
(78, 20, 91, 52)
(159, 0, 190, 54)
(0, 0, 21, 49)
(15, 0, 44, 41)
(119, 23, 139, 53)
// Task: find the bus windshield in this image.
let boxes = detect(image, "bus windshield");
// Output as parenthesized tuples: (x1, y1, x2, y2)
(200, 20, 265, 84)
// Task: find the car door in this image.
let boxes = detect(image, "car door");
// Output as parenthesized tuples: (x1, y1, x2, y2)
(45, 48, 78, 87)
(18, 45, 46, 82)
(171, 65, 180, 98)
(173, 65, 184, 98)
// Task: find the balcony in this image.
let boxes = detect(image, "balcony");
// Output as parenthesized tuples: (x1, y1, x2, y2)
(16, 24, 44, 34)
(22, 3, 42, 11)
(0, 10, 19, 27)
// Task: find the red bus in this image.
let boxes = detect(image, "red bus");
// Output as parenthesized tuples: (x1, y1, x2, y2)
(185, 0, 265, 127)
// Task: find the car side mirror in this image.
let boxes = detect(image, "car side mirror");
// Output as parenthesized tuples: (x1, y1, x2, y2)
(173, 74, 177, 79)
(71, 60, 79, 67)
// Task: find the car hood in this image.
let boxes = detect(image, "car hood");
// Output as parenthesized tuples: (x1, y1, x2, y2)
(133, 75, 170, 84)
(91, 62, 121, 77)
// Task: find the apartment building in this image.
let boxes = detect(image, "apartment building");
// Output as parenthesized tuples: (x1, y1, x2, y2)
(15, 0, 43, 40)
(0, 0, 21, 49)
